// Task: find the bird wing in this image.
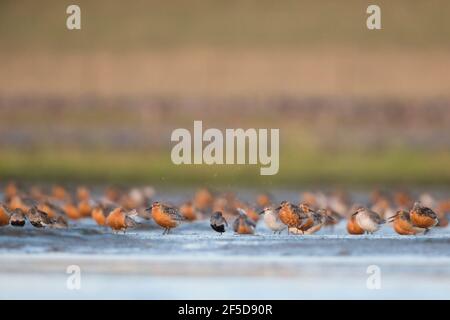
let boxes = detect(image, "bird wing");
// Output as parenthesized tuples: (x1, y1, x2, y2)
(245, 215, 256, 228)
(421, 207, 437, 219)
(163, 205, 184, 221)
(369, 210, 385, 224)
(232, 217, 240, 231)
(292, 205, 308, 219)
(125, 216, 137, 228)
(36, 209, 53, 224)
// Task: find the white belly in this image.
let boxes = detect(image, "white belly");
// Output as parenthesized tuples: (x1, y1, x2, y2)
(356, 214, 379, 232)
(264, 213, 286, 232)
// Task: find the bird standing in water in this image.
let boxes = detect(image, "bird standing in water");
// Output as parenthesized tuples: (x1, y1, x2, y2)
(147, 202, 185, 234)
(352, 207, 385, 234)
(210, 211, 228, 234)
(302, 209, 335, 235)
(346, 214, 365, 235)
(106, 207, 138, 233)
(27, 206, 69, 229)
(389, 210, 426, 235)
(92, 206, 107, 226)
(277, 201, 309, 234)
(409, 201, 438, 232)
(9, 208, 26, 227)
(180, 201, 200, 221)
(259, 207, 286, 234)
(232, 208, 256, 235)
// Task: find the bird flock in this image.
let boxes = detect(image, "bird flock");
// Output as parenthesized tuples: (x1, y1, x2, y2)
(0, 182, 449, 236)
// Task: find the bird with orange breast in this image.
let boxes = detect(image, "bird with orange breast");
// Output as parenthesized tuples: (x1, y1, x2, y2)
(37, 203, 56, 219)
(389, 210, 425, 235)
(289, 203, 316, 234)
(146, 202, 185, 234)
(289, 206, 335, 235)
(91, 206, 108, 226)
(346, 213, 365, 235)
(78, 200, 93, 218)
(75, 186, 93, 217)
(194, 188, 214, 213)
(256, 193, 272, 210)
(0, 204, 11, 227)
(52, 185, 70, 201)
(409, 201, 438, 232)
(179, 201, 200, 221)
(77, 186, 90, 202)
(302, 209, 336, 235)
(277, 201, 309, 235)
(4, 182, 18, 202)
(234, 200, 259, 222)
(8, 196, 29, 213)
(232, 208, 256, 235)
(105, 207, 138, 233)
(105, 186, 121, 203)
(64, 202, 82, 220)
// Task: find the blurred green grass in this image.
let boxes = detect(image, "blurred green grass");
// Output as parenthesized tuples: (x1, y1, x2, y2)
(2, 148, 450, 187)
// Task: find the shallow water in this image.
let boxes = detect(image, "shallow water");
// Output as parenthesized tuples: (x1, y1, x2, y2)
(1, 218, 450, 299)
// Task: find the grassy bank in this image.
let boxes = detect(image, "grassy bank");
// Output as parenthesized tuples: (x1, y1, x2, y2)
(1, 148, 450, 187)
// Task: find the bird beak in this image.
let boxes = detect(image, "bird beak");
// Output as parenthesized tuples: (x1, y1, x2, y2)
(326, 215, 336, 223)
(275, 206, 281, 211)
(258, 210, 265, 215)
(145, 206, 151, 212)
(388, 214, 398, 222)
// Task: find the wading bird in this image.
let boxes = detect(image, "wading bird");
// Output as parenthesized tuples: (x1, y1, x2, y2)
(106, 207, 138, 233)
(9, 208, 26, 227)
(409, 201, 438, 232)
(232, 208, 256, 235)
(389, 210, 425, 235)
(147, 202, 184, 234)
(352, 207, 385, 234)
(277, 201, 309, 234)
(210, 211, 228, 234)
(259, 206, 286, 234)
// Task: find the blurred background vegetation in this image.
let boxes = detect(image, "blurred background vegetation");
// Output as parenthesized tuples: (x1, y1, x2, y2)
(0, 0, 450, 187)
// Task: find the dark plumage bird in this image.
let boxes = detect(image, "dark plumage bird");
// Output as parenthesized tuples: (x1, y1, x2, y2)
(210, 211, 228, 234)
(27, 206, 53, 228)
(10, 208, 26, 227)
